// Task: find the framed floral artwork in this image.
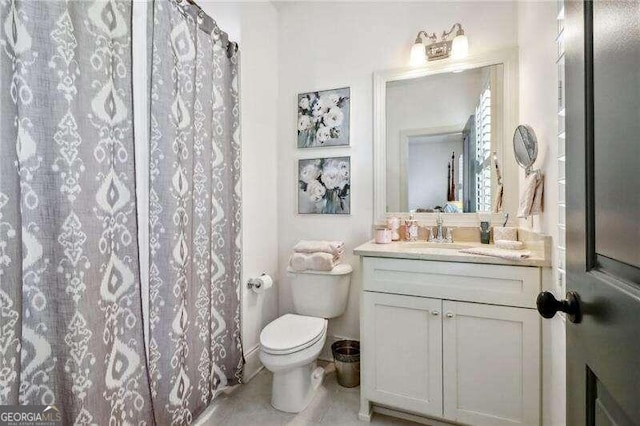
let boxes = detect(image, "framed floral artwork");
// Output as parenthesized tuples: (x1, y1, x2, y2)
(297, 87, 350, 148)
(298, 157, 351, 214)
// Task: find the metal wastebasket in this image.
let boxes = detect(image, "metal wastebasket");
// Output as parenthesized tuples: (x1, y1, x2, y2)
(331, 340, 360, 388)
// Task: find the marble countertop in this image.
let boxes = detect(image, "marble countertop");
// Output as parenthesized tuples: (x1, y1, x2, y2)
(353, 239, 551, 267)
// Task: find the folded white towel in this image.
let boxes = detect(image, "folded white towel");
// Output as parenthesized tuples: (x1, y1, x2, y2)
(459, 247, 531, 260)
(289, 252, 338, 272)
(293, 240, 344, 259)
(493, 183, 504, 213)
(530, 175, 544, 215)
(518, 173, 544, 218)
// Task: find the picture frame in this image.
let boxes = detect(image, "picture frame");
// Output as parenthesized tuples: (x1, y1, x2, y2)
(298, 156, 351, 215)
(297, 87, 350, 148)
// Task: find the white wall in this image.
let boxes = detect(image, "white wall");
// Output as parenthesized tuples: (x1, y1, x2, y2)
(407, 134, 463, 211)
(517, 2, 566, 425)
(386, 69, 485, 211)
(276, 1, 518, 358)
(199, 1, 280, 381)
(201, 4, 565, 425)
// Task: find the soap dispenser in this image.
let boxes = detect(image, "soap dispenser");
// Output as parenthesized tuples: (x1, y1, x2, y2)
(479, 221, 491, 244)
(406, 213, 419, 242)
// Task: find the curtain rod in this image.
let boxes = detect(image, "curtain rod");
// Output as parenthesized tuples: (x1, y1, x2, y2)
(175, 0, 239, 57)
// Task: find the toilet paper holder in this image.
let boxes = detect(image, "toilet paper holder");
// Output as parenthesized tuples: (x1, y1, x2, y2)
(247, 273, 267, 290)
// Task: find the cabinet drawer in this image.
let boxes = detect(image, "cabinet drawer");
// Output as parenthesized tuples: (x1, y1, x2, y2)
(363, 257, 541, 308)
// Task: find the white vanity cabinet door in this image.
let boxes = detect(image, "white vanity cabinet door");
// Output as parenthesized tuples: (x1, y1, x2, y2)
(442, 301, 541, 426)
(362, 292, 443, 418)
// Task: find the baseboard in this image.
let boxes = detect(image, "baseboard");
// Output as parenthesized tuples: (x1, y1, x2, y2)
(373, 406, 460, 426)
(242, 344, 264, 383)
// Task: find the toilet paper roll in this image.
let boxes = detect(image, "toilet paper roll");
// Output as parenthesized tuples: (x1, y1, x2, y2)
(249, 274, 273, 294)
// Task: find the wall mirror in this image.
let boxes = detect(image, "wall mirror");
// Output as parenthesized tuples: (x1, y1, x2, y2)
(373, 48, 519, 222)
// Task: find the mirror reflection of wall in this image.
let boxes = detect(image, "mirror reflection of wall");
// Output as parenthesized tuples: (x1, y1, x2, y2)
(386, 64, 503, 213)
(407, 133, 462, 212)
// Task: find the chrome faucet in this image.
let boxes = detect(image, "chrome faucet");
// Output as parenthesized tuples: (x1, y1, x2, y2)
(429, 211, 453, 243)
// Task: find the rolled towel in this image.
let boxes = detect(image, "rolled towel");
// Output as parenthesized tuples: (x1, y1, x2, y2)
(293, 240, 344, 259)
(289, 252, 337, 272)
(308, 252, 337, 271)
(289, 253, 308, 272)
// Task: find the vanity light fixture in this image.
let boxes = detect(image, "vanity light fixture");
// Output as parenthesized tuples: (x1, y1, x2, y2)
(410, 23, 469, 65)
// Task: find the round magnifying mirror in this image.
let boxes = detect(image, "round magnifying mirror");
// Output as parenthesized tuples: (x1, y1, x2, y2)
(513, 125, 538, 170)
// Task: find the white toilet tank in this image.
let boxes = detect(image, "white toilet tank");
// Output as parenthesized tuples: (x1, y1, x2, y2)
(287, 264, 352, 318)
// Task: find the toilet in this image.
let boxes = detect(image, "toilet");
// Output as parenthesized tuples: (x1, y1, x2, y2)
(259, 263, 353, 413)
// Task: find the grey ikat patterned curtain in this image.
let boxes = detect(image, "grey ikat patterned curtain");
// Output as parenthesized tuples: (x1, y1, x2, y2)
(0, 0, 153, 424)
(147, 1, 243, 424)
(0, 0, 242, 425)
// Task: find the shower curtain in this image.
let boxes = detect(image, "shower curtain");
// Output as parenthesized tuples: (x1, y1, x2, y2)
(147, 1, 243, 424)
(0, 0, 153, 424)
(0, 0, 242, 424)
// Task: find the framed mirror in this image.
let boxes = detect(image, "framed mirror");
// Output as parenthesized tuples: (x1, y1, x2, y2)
(373, 48, 519, 222)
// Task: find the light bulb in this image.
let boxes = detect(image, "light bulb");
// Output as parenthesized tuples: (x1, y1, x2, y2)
(410, 41, 426, 66)
(451, 34, 469, 59)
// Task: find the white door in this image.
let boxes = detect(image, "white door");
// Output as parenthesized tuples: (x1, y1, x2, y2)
(442, 301, 540, 426)
(362, 292, 443, 418)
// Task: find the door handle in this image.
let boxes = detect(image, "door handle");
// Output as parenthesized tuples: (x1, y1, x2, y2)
(536, 291, 582, 323)
(445, 312, 455, 318)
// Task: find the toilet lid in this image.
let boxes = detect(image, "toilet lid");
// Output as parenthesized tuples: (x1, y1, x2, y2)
(260, 314, 327, 355)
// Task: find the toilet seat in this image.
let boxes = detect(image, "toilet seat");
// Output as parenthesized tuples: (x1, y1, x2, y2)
(260, 314, 327, 355)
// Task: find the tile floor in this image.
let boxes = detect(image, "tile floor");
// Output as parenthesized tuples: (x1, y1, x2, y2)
(195, 362, 420, 426)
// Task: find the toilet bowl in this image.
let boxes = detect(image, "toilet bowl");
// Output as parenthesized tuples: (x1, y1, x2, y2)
(259, 314, 327, 413)
(259, 264, 352, 413)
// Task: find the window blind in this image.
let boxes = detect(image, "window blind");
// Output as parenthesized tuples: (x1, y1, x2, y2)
(475, 83, 492, 212)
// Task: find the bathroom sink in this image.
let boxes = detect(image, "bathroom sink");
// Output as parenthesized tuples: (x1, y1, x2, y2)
(401, 241, 475, 250)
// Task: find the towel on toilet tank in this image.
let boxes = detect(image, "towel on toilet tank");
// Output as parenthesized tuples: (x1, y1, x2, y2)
(292, 240, 344, 261)
(289, 252, 338, 272)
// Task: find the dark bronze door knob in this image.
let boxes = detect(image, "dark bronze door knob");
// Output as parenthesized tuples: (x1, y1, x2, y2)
(536, 291, 582, 323)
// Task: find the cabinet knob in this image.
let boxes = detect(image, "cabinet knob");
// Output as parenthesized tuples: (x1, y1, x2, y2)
(445, 312, 455, 318)
(431, 310, 440, 316)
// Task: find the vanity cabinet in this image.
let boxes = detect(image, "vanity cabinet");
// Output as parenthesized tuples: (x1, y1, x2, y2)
(363, 292, 443, 418)
(360, 257, 541, 426)
(441, 300, 540, 426)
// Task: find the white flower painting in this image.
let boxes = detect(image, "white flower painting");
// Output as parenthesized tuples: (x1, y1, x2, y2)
(298, 157, 351, 214)
(297, 87, 350, 148)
